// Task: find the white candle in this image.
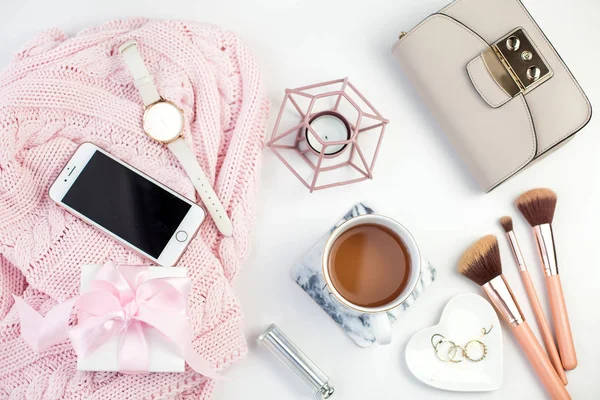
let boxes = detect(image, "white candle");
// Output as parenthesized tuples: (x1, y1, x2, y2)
(305, 113, 350, 156)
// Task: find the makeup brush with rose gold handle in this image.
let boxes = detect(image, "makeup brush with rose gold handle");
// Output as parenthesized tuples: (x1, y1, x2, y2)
(459, 235, 570, 400)
(517, 188, 577, 370)
(500, 216, 567, 385)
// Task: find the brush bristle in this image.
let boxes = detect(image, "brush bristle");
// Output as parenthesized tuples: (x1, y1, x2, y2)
(499, 216, 513, 232)
(458, 235, 502, 286)
(516, 188, 557, 226)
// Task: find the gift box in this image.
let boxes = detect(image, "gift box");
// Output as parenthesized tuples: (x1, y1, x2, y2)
(14, 262, 220, 378)
(76, 264, 188, 372)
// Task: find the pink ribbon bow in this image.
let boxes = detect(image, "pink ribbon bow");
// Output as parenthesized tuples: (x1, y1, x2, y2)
(14, 262, 221, 379)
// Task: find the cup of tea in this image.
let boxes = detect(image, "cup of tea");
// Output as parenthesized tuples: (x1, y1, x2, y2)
(322, 214, 421, 345)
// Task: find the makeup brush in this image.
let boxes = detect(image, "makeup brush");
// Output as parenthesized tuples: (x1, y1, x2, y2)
(500, 216, 567, 385)
(516, 188, 577, 371)
(458, 235, 570, 400)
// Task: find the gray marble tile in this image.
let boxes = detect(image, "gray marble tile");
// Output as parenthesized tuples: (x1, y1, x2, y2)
(291, 203, 436, 347)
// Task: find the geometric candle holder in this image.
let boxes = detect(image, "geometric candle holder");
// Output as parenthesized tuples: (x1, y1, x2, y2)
(267, 78, 389, 192)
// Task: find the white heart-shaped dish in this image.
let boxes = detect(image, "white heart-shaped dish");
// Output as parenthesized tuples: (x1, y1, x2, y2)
(405, 293, 503, 392)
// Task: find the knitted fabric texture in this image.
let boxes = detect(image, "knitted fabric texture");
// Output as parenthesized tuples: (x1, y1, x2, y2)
(0, 19, 268, 399)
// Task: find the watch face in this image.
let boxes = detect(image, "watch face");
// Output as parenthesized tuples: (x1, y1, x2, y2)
(142, 101, 184, 142)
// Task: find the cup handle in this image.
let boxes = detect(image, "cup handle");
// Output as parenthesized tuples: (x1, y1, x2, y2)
(372, 313, 392, 345)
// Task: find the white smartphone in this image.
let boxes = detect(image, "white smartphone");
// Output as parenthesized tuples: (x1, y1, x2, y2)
(49, 142, 205, 266)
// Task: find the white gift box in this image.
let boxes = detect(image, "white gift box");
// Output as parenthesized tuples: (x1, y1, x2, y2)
(76, 265, 187, 372)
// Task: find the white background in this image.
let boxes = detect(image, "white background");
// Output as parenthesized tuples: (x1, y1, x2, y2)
(2, 0, 599, 399)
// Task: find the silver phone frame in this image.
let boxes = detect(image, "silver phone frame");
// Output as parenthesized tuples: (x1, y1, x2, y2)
(49, 142, 205, 266)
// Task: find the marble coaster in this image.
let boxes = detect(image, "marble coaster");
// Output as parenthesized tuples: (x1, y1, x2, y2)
(291, 203, 436, 347)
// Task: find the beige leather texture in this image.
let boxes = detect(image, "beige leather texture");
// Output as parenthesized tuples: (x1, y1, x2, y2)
(392, 0, 591, 191)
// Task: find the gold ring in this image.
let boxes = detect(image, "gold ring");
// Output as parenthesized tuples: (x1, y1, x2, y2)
(448, 344, 466, 363)
(431, 334, 445, 349)
(464, 340, 487, 362)
(435, 339, 458, 363)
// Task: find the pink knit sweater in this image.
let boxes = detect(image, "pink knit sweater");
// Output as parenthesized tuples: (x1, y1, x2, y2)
(0, 19, 268, 399)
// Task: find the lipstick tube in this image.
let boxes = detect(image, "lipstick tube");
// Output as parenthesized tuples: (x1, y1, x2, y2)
(258, 324, 334, 399)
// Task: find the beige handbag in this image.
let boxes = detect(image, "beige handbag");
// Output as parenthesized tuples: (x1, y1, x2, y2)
(392, 0, 591, 192)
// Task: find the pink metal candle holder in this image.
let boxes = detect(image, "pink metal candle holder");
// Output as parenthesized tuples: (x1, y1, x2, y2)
(267, 78, 389, 192)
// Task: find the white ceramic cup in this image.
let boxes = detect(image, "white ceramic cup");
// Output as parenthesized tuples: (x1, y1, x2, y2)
(322, 214, 421, 345)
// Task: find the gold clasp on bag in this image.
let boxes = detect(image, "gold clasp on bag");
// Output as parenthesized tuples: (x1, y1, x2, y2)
(482, 28, 552, 97)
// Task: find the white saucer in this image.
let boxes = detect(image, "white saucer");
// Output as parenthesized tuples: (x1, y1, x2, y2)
(405, 293, 503, 392)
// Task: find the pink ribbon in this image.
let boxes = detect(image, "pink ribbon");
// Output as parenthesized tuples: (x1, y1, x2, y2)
(13, 262, 221, 379)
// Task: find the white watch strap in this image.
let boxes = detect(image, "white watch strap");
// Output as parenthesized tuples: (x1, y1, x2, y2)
(119, 40, 161, 106)
(168, 138, 233, 237)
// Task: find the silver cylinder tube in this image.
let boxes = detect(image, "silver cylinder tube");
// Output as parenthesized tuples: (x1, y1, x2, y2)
(258, 324, 334, 399)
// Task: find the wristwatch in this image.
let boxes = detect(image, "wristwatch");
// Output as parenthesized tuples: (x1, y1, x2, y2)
(119, 40, 233, 237)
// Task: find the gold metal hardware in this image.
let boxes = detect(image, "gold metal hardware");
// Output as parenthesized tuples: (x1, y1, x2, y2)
(506, 36, 520, 51)
(482, 47, 521, 97)
(482, 28, 552, 97)
(399, 31, 407, 40)
(521, 51, 533, 61)
(527, 65, 541, 81)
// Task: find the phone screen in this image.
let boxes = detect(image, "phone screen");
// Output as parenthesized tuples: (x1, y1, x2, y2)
(62, 150, 192, 258)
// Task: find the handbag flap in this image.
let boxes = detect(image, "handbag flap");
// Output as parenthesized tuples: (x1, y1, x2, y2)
(392, 14, 536, 191)
(467, 54, 512, 109)
(442, 0, 591, 155)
